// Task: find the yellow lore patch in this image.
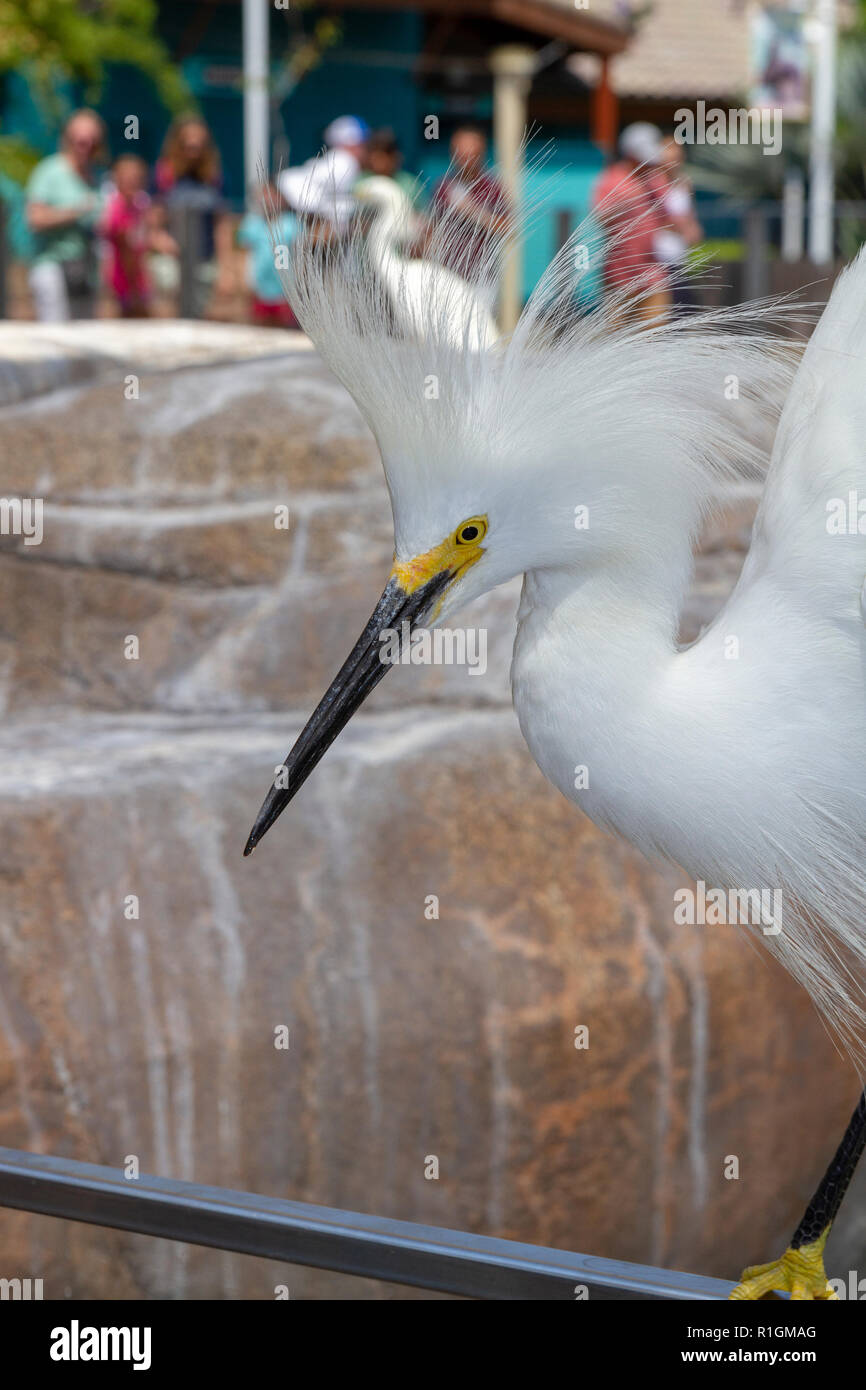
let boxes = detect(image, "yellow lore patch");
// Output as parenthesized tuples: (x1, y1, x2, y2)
(390, 515, 488, 600)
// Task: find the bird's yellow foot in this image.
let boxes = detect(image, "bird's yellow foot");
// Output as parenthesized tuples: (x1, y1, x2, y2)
(730, 1235, 837, 1300)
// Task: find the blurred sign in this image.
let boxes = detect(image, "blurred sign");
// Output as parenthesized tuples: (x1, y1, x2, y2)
(203, 65, 243, 89)
(750, 4, 810, 119)
(183, 58, 244, 94)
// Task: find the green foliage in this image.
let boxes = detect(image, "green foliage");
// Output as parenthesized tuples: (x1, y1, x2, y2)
(271, 4, 342, 104)
(0, 0, 189, 122)
(0, 130, 40, 183)
(689, 239, 746, 266)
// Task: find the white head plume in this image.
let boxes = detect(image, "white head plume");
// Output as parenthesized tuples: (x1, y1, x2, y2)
(277, 166, 804, 611)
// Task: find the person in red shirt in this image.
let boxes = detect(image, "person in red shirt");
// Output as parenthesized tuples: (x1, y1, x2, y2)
(592, 123, 672, 327)
(429, 127, 510, 294)
(102, 155, 178, 317)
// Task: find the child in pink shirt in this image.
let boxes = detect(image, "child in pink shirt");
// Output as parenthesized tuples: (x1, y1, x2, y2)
(102, 155, 176, 316)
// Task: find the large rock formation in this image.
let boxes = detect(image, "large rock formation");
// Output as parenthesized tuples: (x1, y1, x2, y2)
(0, 326, 862, 1300)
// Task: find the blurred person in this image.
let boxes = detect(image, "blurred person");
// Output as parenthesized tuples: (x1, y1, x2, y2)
(277, 119, 371, 294)
(25, 108, 106, 320)
(429, 126, 510, 291)
(656, 135, 703, 313)
(356, 128, 417, 204)
(280, 167, 340, 253)
(154, 114, 231, 312)
(237, 181, 298, 329)
(101, 154, 178, 318)
(278, 115, 369, 233)
(322, 113, 368, 186)
(592, 122, 672, 326)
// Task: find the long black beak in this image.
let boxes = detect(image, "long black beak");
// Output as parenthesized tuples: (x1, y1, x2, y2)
(243, 569, 452, 855)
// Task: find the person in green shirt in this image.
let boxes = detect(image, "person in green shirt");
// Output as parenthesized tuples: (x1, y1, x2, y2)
(26, 108, 106, 321)
(355, 128, 419, 206)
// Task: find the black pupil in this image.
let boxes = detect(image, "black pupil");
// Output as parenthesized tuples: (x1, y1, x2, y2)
(461, 526, 478, 542)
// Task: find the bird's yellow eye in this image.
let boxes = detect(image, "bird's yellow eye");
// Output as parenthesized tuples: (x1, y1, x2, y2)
(455, 516, 487, 546)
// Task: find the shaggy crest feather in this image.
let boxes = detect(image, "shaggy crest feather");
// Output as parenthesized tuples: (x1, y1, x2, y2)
(279, 166, 804, 552)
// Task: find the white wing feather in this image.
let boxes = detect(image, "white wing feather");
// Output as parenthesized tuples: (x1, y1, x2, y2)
(687, 246, 866, 1064)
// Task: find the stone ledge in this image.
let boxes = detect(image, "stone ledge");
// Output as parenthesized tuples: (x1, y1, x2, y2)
(0, 320, 314, 408)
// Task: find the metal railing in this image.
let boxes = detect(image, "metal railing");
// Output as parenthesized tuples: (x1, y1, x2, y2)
(2, 196, 864, 323)
(0, 1146, 733, 1300)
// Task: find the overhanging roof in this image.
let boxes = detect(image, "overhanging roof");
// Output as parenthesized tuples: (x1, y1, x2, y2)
(321, 0, 630, 56)
(607, 0, 857, 102)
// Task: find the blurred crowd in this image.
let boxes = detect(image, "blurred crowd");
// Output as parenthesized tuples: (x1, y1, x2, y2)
(17, 108, 511, 328)
(23, 108, 227, 321)
(16, 107, 701, 328)
(592, 121, 703, 324)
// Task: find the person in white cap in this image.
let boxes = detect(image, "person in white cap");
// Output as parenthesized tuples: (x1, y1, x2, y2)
(323, 115, 368, 164)
(617, 121, 664, 167)
(591, 122, 672, 326)
(279, 116, 369, 232)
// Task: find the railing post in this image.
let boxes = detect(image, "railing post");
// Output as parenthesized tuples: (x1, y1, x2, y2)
(743, 206, 769, 301)
(173, 205, 201, 319)
(782, 172, 805, 263)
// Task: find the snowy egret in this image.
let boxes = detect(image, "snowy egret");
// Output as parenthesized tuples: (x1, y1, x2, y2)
(244, 186, 866, 1300)
(353, 174, 498, 351)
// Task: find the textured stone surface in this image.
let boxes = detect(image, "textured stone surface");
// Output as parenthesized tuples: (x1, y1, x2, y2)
(1, 501, 293, 586)
(2, 353, 377, 503)
(0, 329, 863, 1301)
(0, 710, 856, 1298)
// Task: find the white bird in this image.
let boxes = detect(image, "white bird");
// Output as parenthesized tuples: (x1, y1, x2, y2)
(352, 173, 499, 352)
(244, 186, 866, 1301)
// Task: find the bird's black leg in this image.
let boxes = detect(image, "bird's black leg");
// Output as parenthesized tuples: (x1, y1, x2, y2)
(789, 1089, 866, 1253)
(730, 1088, 866, 1300)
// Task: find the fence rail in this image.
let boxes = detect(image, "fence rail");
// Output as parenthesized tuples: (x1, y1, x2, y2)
(3, 196, 866, 322)
(0, 1146, 732, 1300)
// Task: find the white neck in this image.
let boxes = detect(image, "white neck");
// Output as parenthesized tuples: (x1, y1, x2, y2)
(367, 201, 408, 269)
(511, 501, 710, 865)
